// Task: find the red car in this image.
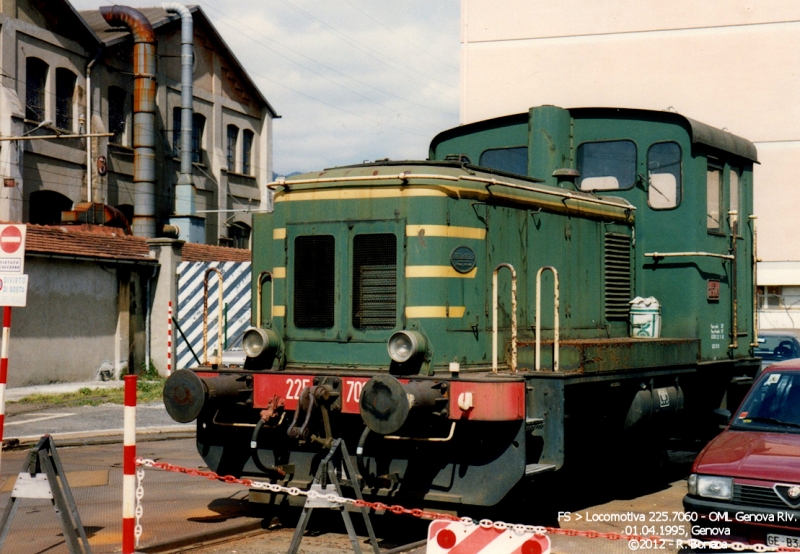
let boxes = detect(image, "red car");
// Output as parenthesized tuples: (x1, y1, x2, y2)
(684, 361, 800, 548)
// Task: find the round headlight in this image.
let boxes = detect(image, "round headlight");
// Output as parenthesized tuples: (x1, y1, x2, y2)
(243, 328, 279, 358)
(387, 331, 427, 363)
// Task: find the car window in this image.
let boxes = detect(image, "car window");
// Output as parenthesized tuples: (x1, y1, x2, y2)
(734, 372, 800, 429)
(755, 335, 800, 360)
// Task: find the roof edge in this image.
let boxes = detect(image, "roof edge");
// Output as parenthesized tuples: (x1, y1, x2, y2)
(434, 107, 758, 163)
(683, 116, 758, 163)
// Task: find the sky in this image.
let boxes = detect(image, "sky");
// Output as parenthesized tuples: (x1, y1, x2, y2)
(69, 0, 462, 177)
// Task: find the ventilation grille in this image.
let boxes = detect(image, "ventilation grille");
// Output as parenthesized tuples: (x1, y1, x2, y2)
(353, 234, 397, 329)
(604, 233, 632, 319)
(294, 235, 335, 328)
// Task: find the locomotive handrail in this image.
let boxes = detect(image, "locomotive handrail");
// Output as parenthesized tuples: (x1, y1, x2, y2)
(256, 271, 273, 327)
(750, 215, 759, 347)
(729, 210, 739, 350)
(645, 251, 734, 260)
(385, 421, 456, 442)
(492, 263, 517, 374)
(267, 173, 460, 188)
(458, 175, 636, 210)
(535, 266, 560, 372)
(203, 268, 224, 365)
(268, 173, 636, 212)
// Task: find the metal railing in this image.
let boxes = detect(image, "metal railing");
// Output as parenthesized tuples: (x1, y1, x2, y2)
(535, 266, 560, 372)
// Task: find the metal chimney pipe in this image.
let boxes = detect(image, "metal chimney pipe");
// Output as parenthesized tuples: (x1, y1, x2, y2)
(163, 3, 204, 243)
(163, 3, 194, 215)
(100, 6, 157, 238)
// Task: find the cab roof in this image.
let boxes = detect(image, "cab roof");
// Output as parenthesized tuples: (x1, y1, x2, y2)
(430, 106, 758, 163)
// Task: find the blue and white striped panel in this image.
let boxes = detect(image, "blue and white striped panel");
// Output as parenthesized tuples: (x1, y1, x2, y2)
(176, 261, 251, 370)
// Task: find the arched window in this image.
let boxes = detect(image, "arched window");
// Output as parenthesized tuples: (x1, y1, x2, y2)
(29, 190, 72, 225)
(242, 130, 254, 175)
(55, 68, 77, 130)
(226, 125, 238, 172)
(26, 58, 48, 122)
(228, 222, 250, 249)
(108, 86, 126, 144)
(116, 204, 134, 227)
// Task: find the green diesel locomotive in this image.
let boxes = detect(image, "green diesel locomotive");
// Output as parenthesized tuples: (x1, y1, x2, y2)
(164, 105, 759, 508)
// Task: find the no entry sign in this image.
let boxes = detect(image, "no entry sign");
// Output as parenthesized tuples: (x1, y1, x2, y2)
(0, 225, 22, 254)
(0, 225, 25, 273)
(0, 224, 27, 307)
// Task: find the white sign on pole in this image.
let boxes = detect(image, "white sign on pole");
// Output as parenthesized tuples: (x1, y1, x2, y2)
(0, 224, 28, 307)
(0, 275, 28, 307)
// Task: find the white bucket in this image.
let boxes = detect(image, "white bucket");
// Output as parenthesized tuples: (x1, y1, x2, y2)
(629, 296, 661, 338)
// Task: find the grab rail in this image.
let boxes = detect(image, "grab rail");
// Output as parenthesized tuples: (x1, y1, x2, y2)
(492, 263, 517, 374)
(535, 266, 560, 371)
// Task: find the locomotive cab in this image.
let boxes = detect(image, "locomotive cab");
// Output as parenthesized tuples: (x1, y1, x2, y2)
(164, 106, 760, 509)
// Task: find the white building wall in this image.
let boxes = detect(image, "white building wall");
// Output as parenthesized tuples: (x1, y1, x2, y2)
(10, 257, 120, 386)
(462, 0, 800, 325)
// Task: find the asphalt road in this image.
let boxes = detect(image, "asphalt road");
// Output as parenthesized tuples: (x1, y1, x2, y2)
(0, 397, 699, 554)
(3, 399, 192, 446)
(181, 457, 695, 554)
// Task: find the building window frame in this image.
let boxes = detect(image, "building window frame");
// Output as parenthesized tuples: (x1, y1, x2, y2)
(55, 68, 76, 131)
(25, 57, 49, 123)
(227, 124, 239, 172)
(242, 129, 254, 175)
(108, 86, 127, 145)
(228, 221, 250, 249)
(192, 113, 205, 164)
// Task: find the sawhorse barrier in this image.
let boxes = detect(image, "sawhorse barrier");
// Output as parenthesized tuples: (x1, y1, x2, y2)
(0, 435, 92, 554)
(288, 437, 380, 554)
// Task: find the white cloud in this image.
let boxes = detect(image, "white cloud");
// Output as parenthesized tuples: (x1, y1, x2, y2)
(69, 0, 460, 175)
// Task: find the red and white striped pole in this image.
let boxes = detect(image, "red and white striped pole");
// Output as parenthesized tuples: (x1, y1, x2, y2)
(166, 301, 172, 376)
(0, 307, 11, 473)
(122, 374, 137, 554)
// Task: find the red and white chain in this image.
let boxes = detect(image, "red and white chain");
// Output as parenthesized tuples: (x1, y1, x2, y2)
(134, 458, 800, 552)
(135, 465, 145, 547)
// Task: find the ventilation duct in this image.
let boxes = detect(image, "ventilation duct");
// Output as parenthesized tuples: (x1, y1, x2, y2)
(100, 6, 156, 238)
(163, 3, 204, 242)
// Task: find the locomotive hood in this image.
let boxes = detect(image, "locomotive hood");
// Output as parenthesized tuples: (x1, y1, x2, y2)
(269, 161, 636, 224)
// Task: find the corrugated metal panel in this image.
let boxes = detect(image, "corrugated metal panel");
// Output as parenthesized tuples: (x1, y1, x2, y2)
(176, 261, 251, 369)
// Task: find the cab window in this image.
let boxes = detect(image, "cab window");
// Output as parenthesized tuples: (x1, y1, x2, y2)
(707, 164, 723, 232)
(479, 147, 528, 176)
(577, 140, 637, 191)
(647, 142, 681, 209)
(730, 168, 741, 233)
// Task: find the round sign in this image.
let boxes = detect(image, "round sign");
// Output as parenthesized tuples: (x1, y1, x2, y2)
(450, 246, 476, 274)
(0, 226, 22, 254)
